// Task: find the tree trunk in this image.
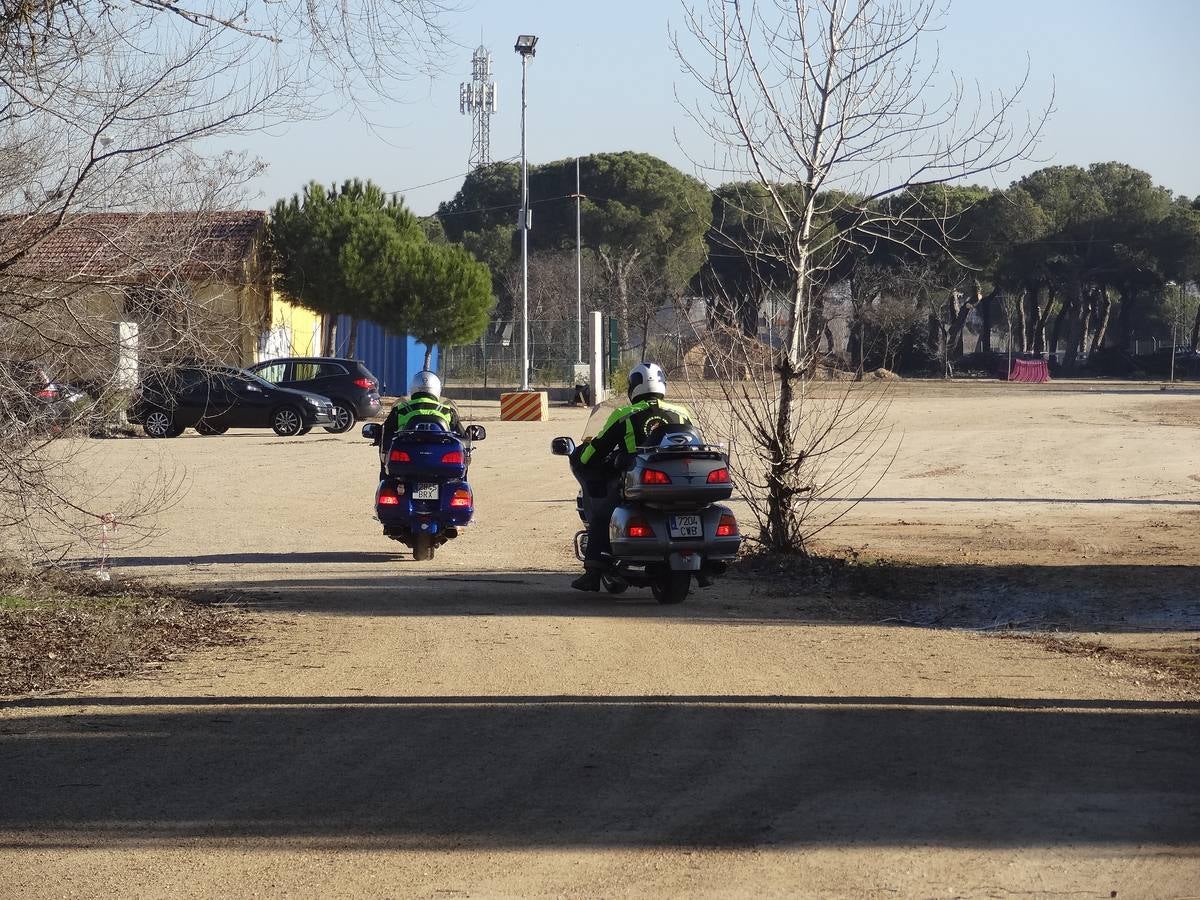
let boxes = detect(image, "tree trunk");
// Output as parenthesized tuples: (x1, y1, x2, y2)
(764, 358, 801, 551)
(1190, 297, 1200, 353)
(423, 344, 433, 370)
(945, 283, 989, 365)
(1017, 285, 1036, 352)
(1055, 278, 1087, 374)
(1092, 287, 1112, 353)
(1116, 284, 1137, 351)
(1030, 284, 1053, 355)
(346, 319, 359, 357)
(979, 289, 994, 354)
(1077, 294, 1094, 359)
(1049, 296, 1074, 362)
(849, 313, 865, 374)
(321, 316, 336, 357)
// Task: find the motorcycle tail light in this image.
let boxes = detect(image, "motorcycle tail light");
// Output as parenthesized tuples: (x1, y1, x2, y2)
(626, 517, 655, 538)
(449, 489, 472, 508)
(640, 468, 671, 485)
(441, 450, 464, 465)
(707, 467, 731, 484)
(715, 514, 738, 537)
(34, 387, 58, 400)
(378, 487, 402, 506)
(389, 449, 411, 462)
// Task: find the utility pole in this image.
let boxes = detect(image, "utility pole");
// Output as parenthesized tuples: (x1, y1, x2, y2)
(573, 157, 584, 363)
(514, 35, 537, 391)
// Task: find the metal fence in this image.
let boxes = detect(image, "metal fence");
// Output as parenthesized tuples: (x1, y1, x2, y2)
(442, 319, 585, 389)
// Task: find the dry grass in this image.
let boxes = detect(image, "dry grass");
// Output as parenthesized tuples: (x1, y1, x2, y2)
(0, 566, 249, 696)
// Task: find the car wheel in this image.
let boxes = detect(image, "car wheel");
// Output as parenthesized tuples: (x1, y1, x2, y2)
(195, 422, 229, 436)
(271, 405, 303, 437)
(323, 402, 356, 434)
(297, 425, 312, 435)
(143, 411, 176, 438)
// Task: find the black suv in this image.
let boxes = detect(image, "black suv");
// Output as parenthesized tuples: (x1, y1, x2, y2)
(129, 365, 335, 438)
(247, 357, 382, 434)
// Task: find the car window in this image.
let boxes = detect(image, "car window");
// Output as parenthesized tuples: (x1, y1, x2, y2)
(293, 362, 345, 380)
(256, 363, 287, 384)
(292, 362, 321, 381)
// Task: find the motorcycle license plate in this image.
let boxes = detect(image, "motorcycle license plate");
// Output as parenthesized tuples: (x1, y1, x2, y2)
(413, 483, 439, 500)
(669, 514, 702, 538)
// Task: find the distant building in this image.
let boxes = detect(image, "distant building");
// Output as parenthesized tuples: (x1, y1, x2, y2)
(0, 210, 271, 377)
(260, 292, 322, 358)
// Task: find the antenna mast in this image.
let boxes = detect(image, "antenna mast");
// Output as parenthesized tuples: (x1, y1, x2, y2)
(459, 45, 497, 170)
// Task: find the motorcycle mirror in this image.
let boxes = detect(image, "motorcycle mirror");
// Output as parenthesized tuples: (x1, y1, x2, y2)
(361, 423, 381, 443)
(465, 424, 487, 442)
(550, 436, 575, 456)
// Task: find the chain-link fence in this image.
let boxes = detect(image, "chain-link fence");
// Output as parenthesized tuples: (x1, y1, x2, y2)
(442, 319, 586, 388)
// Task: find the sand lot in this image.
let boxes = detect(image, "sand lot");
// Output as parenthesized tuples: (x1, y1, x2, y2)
(1, 380, 1197, 897)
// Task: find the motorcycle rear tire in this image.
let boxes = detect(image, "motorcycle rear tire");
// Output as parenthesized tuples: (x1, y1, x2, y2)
(412, 533, 435, 561)
(652, 573, 690, 605)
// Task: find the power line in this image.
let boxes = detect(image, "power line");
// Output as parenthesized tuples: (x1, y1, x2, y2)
(387, 156, 520, 198)
(435, 192, 579, 220)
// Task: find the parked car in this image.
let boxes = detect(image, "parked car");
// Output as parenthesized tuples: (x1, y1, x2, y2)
(0, 357, 91, 429)
(247, 357, 382, 434)
(129, 365, 335, 438)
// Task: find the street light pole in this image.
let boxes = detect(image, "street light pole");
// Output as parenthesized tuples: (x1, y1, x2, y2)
(514, 35, 537, 391)
(519, 54, 530, 390)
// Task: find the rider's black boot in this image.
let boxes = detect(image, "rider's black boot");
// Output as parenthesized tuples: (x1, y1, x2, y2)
(571, 567, 603, 592)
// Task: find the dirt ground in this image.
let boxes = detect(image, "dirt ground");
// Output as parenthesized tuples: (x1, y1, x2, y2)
(1, 380, 1198, 898)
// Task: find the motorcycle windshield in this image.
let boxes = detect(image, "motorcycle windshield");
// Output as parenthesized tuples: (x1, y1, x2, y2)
(582, 398, 626, 441)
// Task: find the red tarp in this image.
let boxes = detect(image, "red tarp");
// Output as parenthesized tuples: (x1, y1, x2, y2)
(1007, 359, 1050, 383)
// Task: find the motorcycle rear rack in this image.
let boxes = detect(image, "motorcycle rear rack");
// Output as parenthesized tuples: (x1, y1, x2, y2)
(639, 446, 727, 464)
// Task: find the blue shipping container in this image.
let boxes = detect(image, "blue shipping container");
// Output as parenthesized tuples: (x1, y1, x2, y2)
(334, 316, 437, 397)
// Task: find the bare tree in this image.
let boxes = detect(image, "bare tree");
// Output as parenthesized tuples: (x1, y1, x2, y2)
(674, 0, 1048, 552)
(0, 1, 457, 559)
(481, 251, 606, 386)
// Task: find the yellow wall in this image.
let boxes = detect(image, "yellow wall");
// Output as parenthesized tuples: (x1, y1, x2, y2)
(262, 292, 322, 359)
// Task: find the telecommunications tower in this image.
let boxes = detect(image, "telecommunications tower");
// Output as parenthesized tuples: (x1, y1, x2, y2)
(459, 45, 497, 169)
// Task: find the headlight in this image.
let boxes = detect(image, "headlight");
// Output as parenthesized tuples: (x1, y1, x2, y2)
(305, 397, 319, 406)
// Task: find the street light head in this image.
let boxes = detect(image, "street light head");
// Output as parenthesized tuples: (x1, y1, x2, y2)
(514, 34, 538, 56)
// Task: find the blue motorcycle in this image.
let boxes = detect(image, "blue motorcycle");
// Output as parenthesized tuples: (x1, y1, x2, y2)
(361, 420, 487, 560)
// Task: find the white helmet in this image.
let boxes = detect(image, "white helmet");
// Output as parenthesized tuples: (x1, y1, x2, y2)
(409, 370, 442, 398)
(627, 362, 667, 401)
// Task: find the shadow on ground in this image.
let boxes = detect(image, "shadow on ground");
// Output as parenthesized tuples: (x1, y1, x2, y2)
(112, 551, 409, 567)
(1, 694, 1196, 849)
(140, 558, 1200, 634)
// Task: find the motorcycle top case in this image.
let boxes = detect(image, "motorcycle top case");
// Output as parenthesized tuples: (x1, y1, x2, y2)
(622, 448, 734, 507)
(385, 428, 468, 480)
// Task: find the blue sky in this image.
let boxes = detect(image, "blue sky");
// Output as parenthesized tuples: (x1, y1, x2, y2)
(236, 0, 1200, 214)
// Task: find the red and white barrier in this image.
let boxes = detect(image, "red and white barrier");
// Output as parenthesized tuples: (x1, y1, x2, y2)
(1007, 359, 1050, 383)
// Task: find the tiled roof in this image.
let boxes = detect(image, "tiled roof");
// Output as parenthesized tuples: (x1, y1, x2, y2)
(0, 210, 267, 285)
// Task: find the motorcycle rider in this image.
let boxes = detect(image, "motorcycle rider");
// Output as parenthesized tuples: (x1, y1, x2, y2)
(375, 370, 464, 477)
(569, 361, 694, 592)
